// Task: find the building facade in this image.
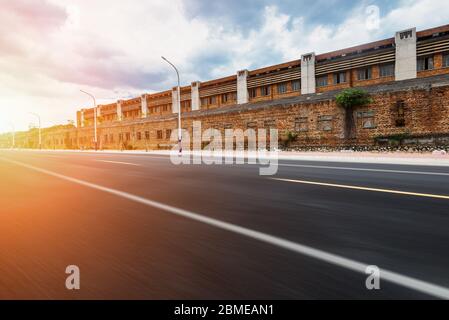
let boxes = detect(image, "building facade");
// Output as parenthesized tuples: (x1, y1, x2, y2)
(4, 24, 449, 150)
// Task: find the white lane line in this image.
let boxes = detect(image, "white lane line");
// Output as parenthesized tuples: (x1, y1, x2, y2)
(2, 157, 449, 300)
(279, 163, 449, 177)
(95, 160, 141, 166)
(272, 178, 449, 200)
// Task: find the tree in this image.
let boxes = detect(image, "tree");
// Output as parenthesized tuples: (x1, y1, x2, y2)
(336, 88, 373, 140)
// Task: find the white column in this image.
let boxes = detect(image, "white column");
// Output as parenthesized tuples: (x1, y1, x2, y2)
(80, 109, 85, 128)
(395, 27, 417, 81)
(172, 87, 179, 113)
(301, 53, 316, 95)
(141, 94, 148, 118)
(117, 100, 123, 121)
(191, 81, 201, 111)
(237, 69, 249, 104)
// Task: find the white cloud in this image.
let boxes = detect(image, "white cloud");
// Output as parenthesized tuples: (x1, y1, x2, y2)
(1, 0, 449, 133)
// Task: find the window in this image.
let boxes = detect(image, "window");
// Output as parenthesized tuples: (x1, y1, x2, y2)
(261, 86, 271, 96)
(277, 83, 287, 94)
(316, 75, 328, 87)
(166, 129, 172, 139)
(380, 63, 395, 77)
(357, 67, 372, 80)
(145, 131, 150, 140)
(357, 111, 376, 129)
(209, 96, 217, 105)
(333, 72, 346, 84)
(318, 115, 333, 132)
(137, 132, 142, 140)
(125, 132, 131, 141)
(201, 97, 208, 107)
(294, 117, 308, 132)
(249, 88, 257, 98)
(395, 100, 406, 127)
(443, 52, 449, 67)
(162, 105, 168, 112)
(222, 93, 229, 103)
(291, 80, 301, 91)
(157, 130, 163, 139)
(264, 119, 276, 128)
(417, 56, 434, 71)
(119, 133, 123, 141)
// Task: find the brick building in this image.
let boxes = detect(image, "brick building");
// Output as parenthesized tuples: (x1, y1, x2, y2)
(7, 24, 449, 150)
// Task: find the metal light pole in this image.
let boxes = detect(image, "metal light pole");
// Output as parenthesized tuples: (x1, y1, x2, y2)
(9, 123, 15, 149)
(162, 56, 182, 154)
(80, 90, 98, 151)
(29, 112, 42, 150)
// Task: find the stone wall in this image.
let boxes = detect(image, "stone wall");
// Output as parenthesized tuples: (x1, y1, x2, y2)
(9, 74, 449, 151)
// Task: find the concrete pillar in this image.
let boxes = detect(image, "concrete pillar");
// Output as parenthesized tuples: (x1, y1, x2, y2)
(80, 109, 85, 128)
(117, 100, 123, 121)
(191, 81, 201, 111)
(141, 94, 148, 118)
(395, 27, 417, 81)
(237, 69, 249, 104)
(172, 87, 179, 113)
(301, 53, 316, 95)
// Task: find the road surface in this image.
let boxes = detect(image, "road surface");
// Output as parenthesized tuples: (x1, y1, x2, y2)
(0, 150, 448, 299)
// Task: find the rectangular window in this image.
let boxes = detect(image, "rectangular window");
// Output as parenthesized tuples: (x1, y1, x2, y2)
(395, 100, 406, 127)
(137, 132, 142, 140)
(316, 75, 328, 87)
(380, 63, 395, 77)
(222, 93, 229, 103)
(417, 56, 434, 71)
(157, 130, 163, 139)
(443, 52, 449, 68)
(201, 97, 208, 107)
(264, 119, 276, 128)
(357, 111, 376, 129)
(294, 117, 308, 132)
(277, 83, 287, 94)
(318, 115, 333, 132)
(333, 72, 346, 84)
(166, 129, 172, 139)
(357, 67, 372, 80)
(261, 86, 271, 96)
(145, 131, 150, 140)
(209, 96, 217, 105)
(125, 132, 131, 141)
(162, 105, 168, 112)
(291, 80, 301, 91)
(248, 88, 257, 98)
(119, 133, 123, 141)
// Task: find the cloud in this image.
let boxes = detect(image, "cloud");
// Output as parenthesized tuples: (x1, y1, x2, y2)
(1, 0, 449, 133)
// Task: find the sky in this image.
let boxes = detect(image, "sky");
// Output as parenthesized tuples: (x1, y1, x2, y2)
(1, 0, 449, 133)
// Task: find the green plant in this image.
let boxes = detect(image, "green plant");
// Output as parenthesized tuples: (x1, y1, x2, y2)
(280, 131, 298, 148)
(336, 88, 373, 140)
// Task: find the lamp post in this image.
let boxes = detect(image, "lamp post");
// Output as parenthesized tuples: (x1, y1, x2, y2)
(162, 56, 182, 154)
(9, 123, 15, 149)
(29, 112, 41, 150)
(80, 90, 98, 151)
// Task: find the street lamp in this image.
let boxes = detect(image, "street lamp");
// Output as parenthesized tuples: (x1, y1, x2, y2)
(8, 123, 15, 149)
(162, 56, 182, 154)
(29, 112, 42, 150)
(80, 90, 98, 151)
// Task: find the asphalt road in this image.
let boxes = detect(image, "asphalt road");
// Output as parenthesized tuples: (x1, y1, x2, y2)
(0, 150, 449, 300)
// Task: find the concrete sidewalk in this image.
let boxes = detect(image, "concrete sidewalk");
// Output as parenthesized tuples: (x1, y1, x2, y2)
(3, 148, 449, 167)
